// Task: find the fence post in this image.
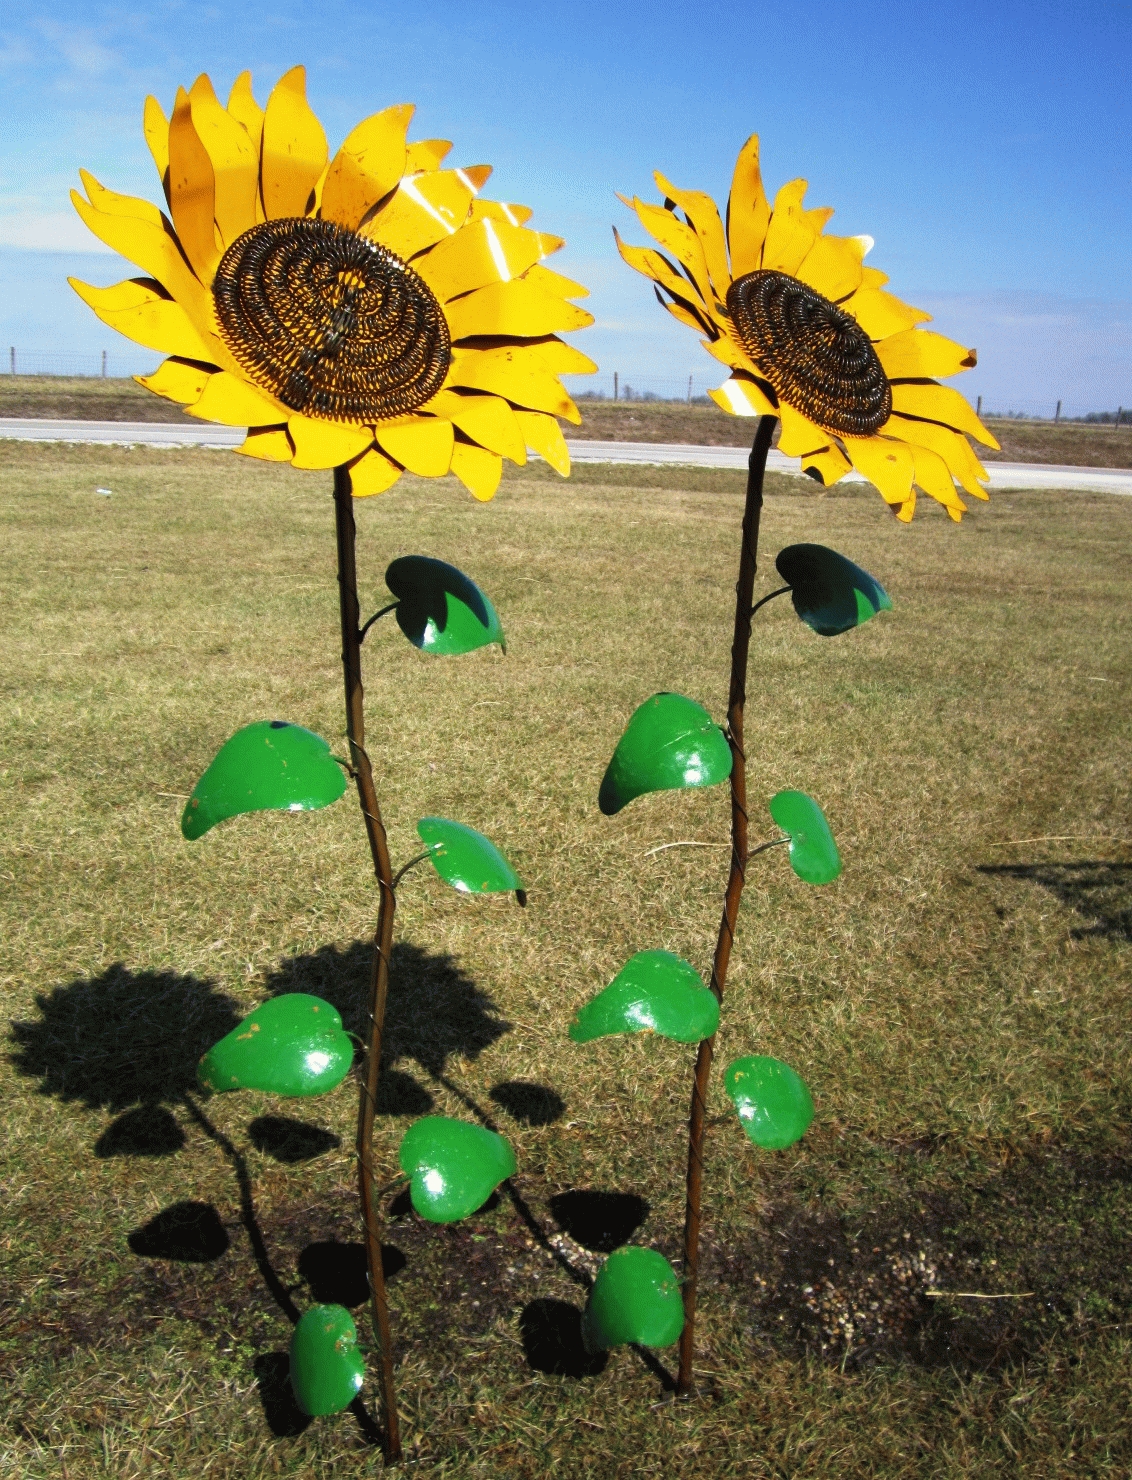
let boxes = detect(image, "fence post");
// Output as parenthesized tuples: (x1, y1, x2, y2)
(9, 347, 14, 375)
(101, 350, 107, 379)
(687, 375, 693, 405)
(1055, 400, 1061, 422)
(1116, 407, 1123, 428)
(613, 372, 618, 403)
(976, 395, 981, 417)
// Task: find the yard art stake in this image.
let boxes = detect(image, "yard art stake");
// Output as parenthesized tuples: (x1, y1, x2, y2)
(71, 65, 594, 1460)
(600, 135, 996, 1391)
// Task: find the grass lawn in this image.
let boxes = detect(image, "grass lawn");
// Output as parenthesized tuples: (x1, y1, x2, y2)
(1, 440, 1130, 1477)
(4, 377, 1132, 468)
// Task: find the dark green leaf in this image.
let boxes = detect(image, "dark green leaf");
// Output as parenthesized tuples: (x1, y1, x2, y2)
(385, 555, 504, 655)
(581, 1247, 684, 1352)
(417, 817, 523, 895)
(398, 1116, 516, 1223)
(289, 1304, 365, 1416)
(775, 543, 892, 637)
(768, 790, 841, 884)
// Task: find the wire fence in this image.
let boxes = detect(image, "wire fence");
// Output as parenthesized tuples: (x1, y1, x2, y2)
(5, 351, 1128, 425)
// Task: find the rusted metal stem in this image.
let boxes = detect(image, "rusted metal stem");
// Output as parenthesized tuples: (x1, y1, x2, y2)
(333, 466, 402, 1463)
(676, 415, 776, 1397)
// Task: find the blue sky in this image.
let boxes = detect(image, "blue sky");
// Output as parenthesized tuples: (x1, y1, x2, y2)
(1, 0, 1129, 411)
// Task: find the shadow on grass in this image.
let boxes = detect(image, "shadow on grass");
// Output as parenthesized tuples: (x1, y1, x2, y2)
(253, 1352, 313, 1438)
(978, 860, 1132, 939)
(248, 1116, 340, 1164)
(128, 1200, 230, 1262)
(519, 1299, 607, 1378)
(299, 1239, 406, 1308)
(490, 1081, 565, 1126)
(550, 1191, 649, 1254)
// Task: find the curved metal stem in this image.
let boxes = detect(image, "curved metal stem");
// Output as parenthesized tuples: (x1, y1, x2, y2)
(359, 601, 398, 644)
(750, 584, 791, 617)
(333, 467, 401, 1464)
(391, 849, 436, 892)
(677, 414, 776, 1397)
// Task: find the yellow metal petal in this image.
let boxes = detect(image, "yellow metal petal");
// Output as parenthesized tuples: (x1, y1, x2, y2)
(363, 168, 479, 259)
(701, 329, 758, 377)
(709, 374, 776, 418)
(845, 286, 931, 338)
(728, 134, 771, 278)
(261, 66, 328, 219)
(762, 179, 817, 277)
(416, 219, 550, 302)
(136, 357, 212, 405)
(910, 443, 968, 519)
(654, 171, 731, 301)
(288, 414, 373, 470)
(520, 337, 598, 376)
(795, 234, 865, 303)
(843, 435, 915, 505)
(404, 138, 452, 172)
(375, 417, 454, 476)
(470, 198, 533, 228)
(629, 197, 717, 311)
(889, 383, 999, 447)
(189, 74, 259, 249)
(448, 347, 580, 423)
(523, 262, 589, 300)
(143, 96, 170, 206)
(800, 442, 852, 486)
(168, 87, 220, 283)
(613, 227, 718, 334)
(875, 328, 978, 381)
(347, 444, 402, 496)
(514, 409, 570, 475)
(237, 425, 294, 461)
(450, 439, 503, 501)
(884, 415, 990, 499)
(425, 389, 526, 463)
(227, 71, 264, 147)
(68, 276, 216, 362)
(777, 401, 826, 456)
(79, 170, 165, 227)
(186, 370, 287, 425)
(321, 104, 414, 230)
(71, 193, 219, 353)
(444, 280, 594, 340)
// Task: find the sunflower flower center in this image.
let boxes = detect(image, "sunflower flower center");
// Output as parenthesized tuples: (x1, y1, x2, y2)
(213, 218, 451, 424)
(726, 270, 891, 438)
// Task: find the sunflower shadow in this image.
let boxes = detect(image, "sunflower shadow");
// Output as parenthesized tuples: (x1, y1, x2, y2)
(977, 861, 1132, 940)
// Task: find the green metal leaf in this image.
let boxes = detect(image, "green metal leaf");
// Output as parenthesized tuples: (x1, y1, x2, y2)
(385, 555, 505, 655)
(768, 790, 842, 885)
(289, 1304, 365, 1416)
(569, 950, 720, 1045)
(181, 721, 346, 841)
(581, 1247, 684, 1353)
(398, 1115, 517, 1224)
(417, 817, 523, 896)
(725, 1055, 814, 1150)
(197, 994, 353, 1098)
(598, 693, 732, 816)
(775, 543, 892, 637)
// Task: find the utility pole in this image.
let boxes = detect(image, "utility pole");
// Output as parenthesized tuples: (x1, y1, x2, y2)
(1055, 400, 1061, 422)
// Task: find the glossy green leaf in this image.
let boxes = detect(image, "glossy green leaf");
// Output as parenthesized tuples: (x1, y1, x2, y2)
(775, 543, 892, 637)
(581, 1247, 684, 1353)
(385, 555, 505, 655)
(725, 1055, 814, 1149)
(399, 1115, 517, 1224)
(289, 1304, 365, 1416)
(598, 693, 732, 816)
(197, 994, 353, 1098)
(569, 950, 720, 1045)
(181, 721, 346, 841)
(768, 790, 842, 885)
(417, 817, 523, 896)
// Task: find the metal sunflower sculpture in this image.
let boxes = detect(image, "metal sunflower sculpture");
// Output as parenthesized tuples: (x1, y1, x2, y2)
(615, 134, 998, 521)
(70, 67, 595, 1463)
(571, 137, 998, 1399)
(70, 65, 594, 500)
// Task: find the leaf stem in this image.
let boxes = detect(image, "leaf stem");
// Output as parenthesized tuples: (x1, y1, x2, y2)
(359, 601, 398, 643)
(333, 466, 402, 1464)
(677, 414, 776, 1397)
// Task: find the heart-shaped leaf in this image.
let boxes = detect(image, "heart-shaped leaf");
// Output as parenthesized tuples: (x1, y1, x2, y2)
(289, 1303, 365, 1416)
(181, 721, 346, 840)
(197, 994, 353, 1098)
(598, 693, 732, 816)
(775, 543, 892, 637)
(725, 1055, 814, 1149)
(385, 555, 505, 655)
(581, 1246, 684, 1353)
(398, 1116, 517, 1224)
(768, 790, 841, 884)
(417, 817, 523, 897)
(569, 950, 720, 1045)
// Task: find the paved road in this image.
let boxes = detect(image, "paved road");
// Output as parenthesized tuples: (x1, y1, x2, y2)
(2, 417, 1130, 495)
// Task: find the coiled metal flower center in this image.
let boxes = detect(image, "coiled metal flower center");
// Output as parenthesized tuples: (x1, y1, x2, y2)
(726, 269, 891, 437)
(213, 218, 451, 424)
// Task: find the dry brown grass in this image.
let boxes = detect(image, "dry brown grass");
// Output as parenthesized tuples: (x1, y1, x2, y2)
(1, 441, 1130, 1477)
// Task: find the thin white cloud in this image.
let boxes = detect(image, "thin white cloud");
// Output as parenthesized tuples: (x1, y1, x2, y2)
(0, 210, 114, 253)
